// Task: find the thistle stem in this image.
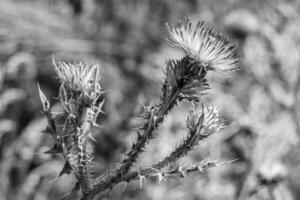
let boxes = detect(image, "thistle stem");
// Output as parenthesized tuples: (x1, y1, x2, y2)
(89, 89, 180, 198)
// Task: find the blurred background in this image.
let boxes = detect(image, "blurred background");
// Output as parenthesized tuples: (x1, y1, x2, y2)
(1, 0, 300, 199)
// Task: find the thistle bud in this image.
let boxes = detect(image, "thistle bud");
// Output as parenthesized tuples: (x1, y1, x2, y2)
(187, 104, 225, 136)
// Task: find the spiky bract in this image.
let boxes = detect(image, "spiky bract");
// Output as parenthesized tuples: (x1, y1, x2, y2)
(164, 57, 210, 101)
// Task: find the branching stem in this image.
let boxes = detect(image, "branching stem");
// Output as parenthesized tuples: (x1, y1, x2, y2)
(89, 89, 180, 198)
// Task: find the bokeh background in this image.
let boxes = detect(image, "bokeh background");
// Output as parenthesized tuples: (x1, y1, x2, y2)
(1, 0, 300, 199)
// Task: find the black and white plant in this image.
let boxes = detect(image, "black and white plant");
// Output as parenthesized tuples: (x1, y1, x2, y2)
(38, 18, 239, 200)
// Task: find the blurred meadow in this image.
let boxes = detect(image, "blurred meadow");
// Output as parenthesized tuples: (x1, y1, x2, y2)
(1, 0, 300, 199)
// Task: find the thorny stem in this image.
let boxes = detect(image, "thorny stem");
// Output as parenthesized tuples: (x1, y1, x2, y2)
(121, 88, 180, 174)
(121, 160, 222, 184)
(151, 133, 198, 170)
(89, 89, 180, 198)
(43, 110, 89, 197)
(66, 104, 92, 197)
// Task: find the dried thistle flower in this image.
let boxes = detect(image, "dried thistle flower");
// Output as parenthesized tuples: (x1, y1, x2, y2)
(53, 60, 101, 99)
(167, 18, 239, 73)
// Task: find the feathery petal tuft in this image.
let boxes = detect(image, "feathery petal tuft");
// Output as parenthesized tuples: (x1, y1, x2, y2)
(167, 18, 239, 73)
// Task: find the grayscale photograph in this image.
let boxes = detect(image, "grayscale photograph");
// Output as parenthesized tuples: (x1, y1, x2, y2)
(0, 0, 299, 200)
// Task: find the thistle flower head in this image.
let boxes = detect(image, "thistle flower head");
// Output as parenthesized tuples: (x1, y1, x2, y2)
(187, 104, 225, 136)
(53, 60, 102, 99)
(167, 18, 239, 73)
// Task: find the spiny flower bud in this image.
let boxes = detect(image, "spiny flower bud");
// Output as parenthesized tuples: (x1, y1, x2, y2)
(166, 18, 239, 73)
(187, 104, 225, 136)
(53, 60, 102, 99)
(164, 57, 210, 101)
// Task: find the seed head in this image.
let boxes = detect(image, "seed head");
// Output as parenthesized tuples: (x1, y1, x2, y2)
(167, 18, 239, 73)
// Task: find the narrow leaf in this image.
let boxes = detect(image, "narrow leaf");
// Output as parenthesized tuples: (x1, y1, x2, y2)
(37, 83, 50, 111)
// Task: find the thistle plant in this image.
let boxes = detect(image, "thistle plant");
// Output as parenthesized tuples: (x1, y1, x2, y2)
(38, 18, 238, 200)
